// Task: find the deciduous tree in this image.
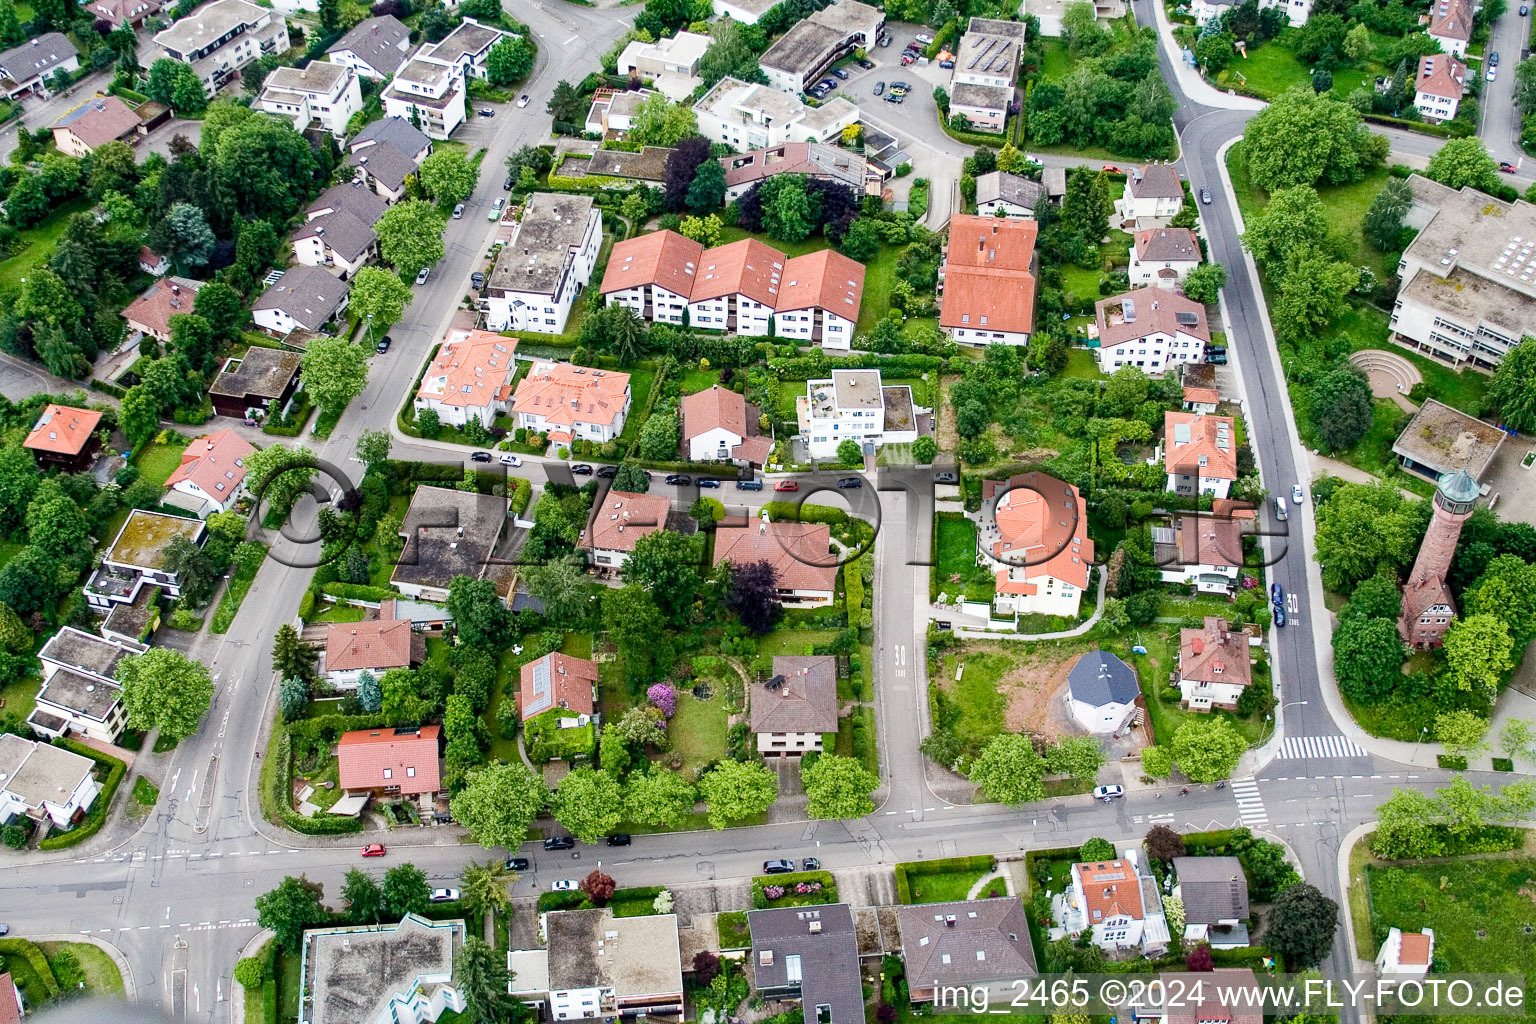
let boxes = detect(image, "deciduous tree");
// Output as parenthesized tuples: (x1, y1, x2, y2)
(549, 767, 625, 843)
(118, 647, 215, 741)
(698, 760, 778, 828)
(1435, 709, 1491, 760)
(1313, 481, 1430, 592)
(1331, 616, 1405, 703)
(727, 560, 782, 634)
(376, 199, 447, 275)
(419, 149, 480, 207)
(341, 868, 384, 923)
(801, 754, 880, 819)
(349, 267, 415, 338)
(1364, 177, 1413, 252)
(1488, 338, 1536, 434)
(255, 875, 329, 952)
(1180, 262, 1226, 304)
(968, 733, 1047, 806)
(1171, 716, 1246, 783)
(1241, 86, 1380, 191)
(624, 530, 704, 624)
(1441, 613, 1515, 696)
(623, 769, 698, 827)
(486, 35, 536, 84)
(1424, 137, 1501, 193)
(1264, 883, 1338, 968)
(450, 762, 548, 850)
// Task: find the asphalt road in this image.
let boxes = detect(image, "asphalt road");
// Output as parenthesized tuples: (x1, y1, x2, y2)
(1479, 7, 1527, 169)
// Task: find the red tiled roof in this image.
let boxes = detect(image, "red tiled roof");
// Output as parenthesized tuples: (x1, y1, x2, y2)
(941, 215, 1037, 335)
(1416, 54, 1466, 100)
(24, 404, 102, 456)
(1183, 385, 1220, 406)
(777, 249, 865, 320)
(1134, 227, 1201, 263)
(713, 520, 838, 594)
(1429, 0, 1473, 40)
(681, 384, 747, 442)
(1164, 411, 1237, 481)
(1075, 860, 1144, 923)
(1162, 970, 1263, 1024)
(512, 362, 631, 428)
(417, 329, 518, 410)
(982, 472, 1092, 591)
(1399, 931, 1432, 965)
(0, 973, 19, 1024)
(599, 229, 704, 299)
(731, 435, 775, 465)
(691, 237, 784, 307)
(1179, 616, 1251, 688)
(1096, 288, 1210, 349)
(519, 652, 598, 720)
(1211, 497, 1256, 520)
(122, 277, 204, 338)
(163, 428, 254, 501)
(338, 726, 440, 795)
(581, 490, 672, 554)
(326, 619, 415, 673)
(1177, 514, 1244, 567)
(52, 95, 141, 149)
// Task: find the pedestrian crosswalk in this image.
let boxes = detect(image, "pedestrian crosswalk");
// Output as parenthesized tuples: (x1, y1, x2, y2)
(1229, 777, 1268, 827)
(1278, 735, 1368, 760)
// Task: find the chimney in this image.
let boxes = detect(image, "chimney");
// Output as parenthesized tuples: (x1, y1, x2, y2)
(945, 916, 957, 927)
(809, 920, 822, 933)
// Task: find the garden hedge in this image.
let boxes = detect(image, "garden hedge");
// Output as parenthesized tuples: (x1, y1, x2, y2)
(0, 938, 60, 999)
(751, 870, 838, 908)
(538, 890, 593, 912)
(38, 740, 126, 850)
(894, 855, 996, 905)
(263, 725, 365, 836)
(317, 582, 397, 603)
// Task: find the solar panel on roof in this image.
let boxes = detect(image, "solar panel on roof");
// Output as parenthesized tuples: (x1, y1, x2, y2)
(1175, 311, 1200, 325)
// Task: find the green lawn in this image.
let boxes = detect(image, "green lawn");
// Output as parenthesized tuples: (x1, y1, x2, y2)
(36, 940, 125, 997)
(0, 196, 96, 290)
(1364, 857, 1536, 1024)
(1062, 347, 1104, 380)
(310, 602, 366, 623)
(934, 513, 994, 603)
(1114, 627, 1266, 746)
(0, 671, 40, 729)
(856, 244, 900, 338)
(933, 648, 1011, 750)
(679, 368, 723, 394)
(1221, 34, 1373, 102)
(716, 225, 831, 259)
(902, 865, 996, 903)
(134, 439, 190, 488)
(666, 687, 727, 776)
(717, 910, 751, 948)
(1038, 37, 1073, 81)
(132, 776, 159, 807)
(613, 366, 657, 451)
(209, 542, 267, 634)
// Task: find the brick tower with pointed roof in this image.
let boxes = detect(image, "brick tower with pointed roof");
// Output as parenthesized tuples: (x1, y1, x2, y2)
(1397, 469, 1478, 648)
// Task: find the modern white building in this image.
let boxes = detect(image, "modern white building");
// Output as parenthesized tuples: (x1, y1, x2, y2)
(759, 0, 883, 94)
(616, 30, 709, 100)
(162, 428, 255, 518)
(152, 0, 289, 98)
(797, 369, 920, 459)
(533, 910, 685, 1022)
(1163, 411, 1237, 499)
(0, 734, 102, 830)
(1116, 164, 1184, 226)
(382, 56, 465, 140)
(1177, 616, 1252, 712)
(694, 77, 859, 150)
(1094, 288, 1210, 375)
(510, 362, 632, 444)
(946, 17, 1022, 131)
(28, 627, 146, 744)
(1413, 54, 1466, 123)
(941, 215, 1037, 347)
(1127, 228, 1202, 289)
(257, 62, 363, 137)
(292, 182, 386, 277)
(485, 193, 602, 334)
(1054, 849, 1169, 954)
(298, 915, 466, 1024)
(326, 14, 412, 78)
(1065, 651, 1139, 735)
(83, 509, 208, 611)
(979, 471, 1094, 621)
(415, 329, 519, 429)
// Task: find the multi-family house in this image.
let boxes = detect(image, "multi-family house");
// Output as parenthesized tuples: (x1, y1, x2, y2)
(689, 238, 784, 335)
(485, 193, 603, 334)
(537, 910, 684, 1021)
(252, 266, 350, 337)
(1054, 849, 1169, 954)
(0, 34, 80, 99)
(326, 14, 412, 79)
(1388, 174, 1536, 370)
(83, 510, 207, 611)
(680, 385, 774, 465)
(162, 428, 255, 518)
(510, 362, 631, 444)
(616, 30, 709, 100)
(1128, 228, 1202, 289)
(86, 0, 161, 29)
(1177, 616, 1251, 711)
(720, 142, 872, 201)
(713, 518, 838, 606)
(980, 472, 1093, 621)
(941, 215, 1037, 347)
(749, 655, 839, 756)
(777, 250, 865, 349)
(1163, 411, 1237, 498)
(797, 369, 920, 459)
(600, 229, 704, 328)
(1154, 515, 1246, 595)
(694, 77, 860, 150)
(1414, 54, 1466, 123)
(345, 117, 432, 203)
(1095, 288, 1209, 374)
(298, 915, 466, 1024)
(1427, 0, 1473, 57)
(28, 627, 146, 744)
(292, 182, 386, 277)
(947, 17, 1023, 132)
(152, 0, 288, 97)
(383, 56, 464, 139)
(1116, 164, 1184, 226)
(50, 96, 142, 157)
(422, 19, 516, 80)
(0, 734, 102, 830)
(759, 0, 883, 94)
(257, 62, 363, 137)
(414, 329, 518, 429)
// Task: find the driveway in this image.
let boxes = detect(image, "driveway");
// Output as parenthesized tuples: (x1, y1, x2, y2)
(1478, 431, 1536, 528)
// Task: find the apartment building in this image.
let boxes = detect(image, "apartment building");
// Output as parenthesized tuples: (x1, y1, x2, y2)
(510, 362, 632, 443)
(346, 117, 432, 203)
(257, 62, 363, 137)
(414, 329, 519, 429)
(1163, 411, 1237, 499)
(1094, 288, 1209, 374)
(0, 734, 101, 830)
(326, 14, 412, 78)
(759, 0, 883, 94)
(153, 0, 288, 97)
(1427, 0, 1473, 57)
(28, 627, 146, 744)
(940, 215, 1037, 346)
(947, 17, 1023, 131)
(721, 142, 872, 201)
(797, 369, 919, 459)
(776, 249, 865, 349)
(382, 56, 465, 139)
(485, 193, 601, 334)
(694, 77, 859, 150)
(291, 182, 386, 276)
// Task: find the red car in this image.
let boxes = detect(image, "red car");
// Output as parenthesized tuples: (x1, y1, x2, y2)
(1500, 161, 1519, 174)
(774, 480, 800, 491)
(1102, 164, 1122, 174)
(361, 843, 386, 857)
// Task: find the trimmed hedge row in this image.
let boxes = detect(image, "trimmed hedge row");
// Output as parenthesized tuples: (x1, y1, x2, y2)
(317, 582, 397, 603)
(767, 352, 944, 378)
(1363, 112, 1461, 138)
(265, 727, 365, 836)
(751, 870, 838, 908)
(38, 739, 127, 850)
(539, 889, 593, 912)
(0, 938, 60, 999)
(894, 855, 996, 905)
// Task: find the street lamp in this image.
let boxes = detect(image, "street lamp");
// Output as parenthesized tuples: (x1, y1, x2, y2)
(1260, 700, 1308, 745)
(1412, 724, 1430, 763)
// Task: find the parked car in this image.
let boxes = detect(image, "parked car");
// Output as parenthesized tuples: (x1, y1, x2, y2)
(504, 175, 513, 190)
(477, 107, 495, 117)
(1093, 785, 1125, 801)
(1207, 345, 1227, 364)
(1501, 161, 1519, 173)
(933, 471, 958, 483)
(553, 880, 580, 891)
(361, 843, 386, 857)
(597, 465, 618, 478)
(736, 478, 763, 490)
(471, 451, 492, 463)
(763, 859, 796, 873)
(606, 834, 632, 846)
(517, 94, 530, 107)
(855, 58, 875, 69)
(452, 203, 465, 219)
(802, 857, 820, 870)
(471, 272, 486, 291)
(1488, 65, 1498, 81)
(665, 474, 692, 485)
(1270, 582, 1284, 606)
(569, 464, 593, 476)
(1491, 50, 1501, 64)
(505, 857, 530, 871)
(1292, 483, 1305, 505)
(832, 67, 850, 79)
(885, 92, 903, 102)
(819, 77, 837, 89)
(488, 197, 505, 220)
(0, 924, 10, 936)
(500, 454, 522, 467)
(375, 335, 392, 354)
(915, 32, 934, 44)
(939, 57, 955, 68)
(1273, 495, 1289, 521)
(837, 477, 863, 488)
(891, 80, 911, 92)
(415, 266, 431, 285)
(774, 480, 800, 491)
(873, 81, 884, 95)
(877, 33, 892, 45)
(900, 51, 916, 64)
(544, 836, 577, 850)
(430, 888, 460, 903)
(697, 478, 721, 488)
(1273, 604, 1286, 627)
(1522, 4, 1529, 13)
(1102, 164, 1122, 173)
(1199, 187, 1213, 204)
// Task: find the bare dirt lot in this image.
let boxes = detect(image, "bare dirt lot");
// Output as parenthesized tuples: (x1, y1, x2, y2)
(998, 647, 1084, 740)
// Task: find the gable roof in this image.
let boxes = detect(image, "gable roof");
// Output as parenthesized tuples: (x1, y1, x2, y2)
(600, 229, 705, 299)
(345, 141, 420, 192)
(0, 972, 19, 1024)
(976, 170, 1047, 211)
(581, 490, 673, 554)
(1164, 411, 1237, 481)
(328, 15, 411, 74)
(1162, 970, 1263, 1024)
(51, 95, 141, 148)
(1127, 163, 1183, 200)
(749, 655, 839, 734)
(982, 472, 1093, 591)
(349, 115, 432, 156)
(326, 619, 416, 673)
(691, 237, 785, 306)
(1428, 0, 1473, 40)
(308, 181, 389, 223)
(417, 329, 518, 410)
(337, 726, 441, 794)
(748, 905, 863, 1024)
(1067, 651, 1139, 707)
(713, 519, 838, 594)
(1134, 227, 1201, 263)
(511, 362, 631, 428)
(1172, 856, 1250, 924)
(252, 266, 350, 331)
(1097, 288, 1210, 349)
(1183, 384, 1220, 406)
(0, 33, 77, 80)
(1178, 616, 1251, 688)
(941, 215, 1037, 335)
(293, 207, 378, 264)
(1416, 54, 1466, 99)
(898, 898, 1036, 991)
(778, 249, 865, 318)
(122, 276, 204, 337)
(163, 428, 254, 499)
(719, 141, 868, 191)
(681, 384, 747, 442)
(87, 0, 161, 27)
(1075, 859, 1145, 924)
(1177, 514, 1244, 567)
(24, 404, 101, 456)
(519, 653, 598, 720)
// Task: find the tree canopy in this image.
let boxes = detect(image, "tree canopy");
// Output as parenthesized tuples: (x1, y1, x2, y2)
(1241, 87, 1382, 191)
(117, 647, 215, 741)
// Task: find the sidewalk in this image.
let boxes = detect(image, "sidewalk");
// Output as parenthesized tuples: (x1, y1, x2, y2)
(950, 571, 1109, 641)
(1141, 0, 1264, 112)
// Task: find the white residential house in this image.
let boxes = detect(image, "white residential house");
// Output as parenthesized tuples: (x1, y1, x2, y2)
(1414, 54, 1467, 123)
(162, 428, 255, 518)
(297, 915, 466, 1024)
(712, 0, 779, 24)
(759, 0, 883, 94)
(679, 385, 775, 466)
(346, 117, 433, 203)
(1164, 411, 1237, 499)
(1154, 515, 1245, 594)
(1377, 928, 1435, 975)
(686, 238, 784, 338)
(291, 182, 386, 277)
(1095, 288, 1210, 375)
(976, 170, 1048, 218)
(484, 193, 602, 334)
(323, 619, 421, 689)
(28, 627, 145, 744)
(1116, 164, 1184, 225)
(616, 30, 709, 100)
(152, 0, 289, 97)
(980, 471, 1094, 621)
(946, 18, 1023, 131)
(797, 369, 920, 459)
(599, 229, 703, 328)
(940, 215, 1038, 347)
(775, 249, 865, 349)
(382, 55, 465, 140)
(0, 734, 102, 830)
(749, 655, 839, 755)
(251, 265, 350, 336)
(580, 491, 676, 572)
(694, 77, 859, 150)
(1065, 651, 1139, 735)
(257, 62, 364, 137)
(510, 363, 632, 444)
(414, 329, 519, 429)
(326, 15, 412, 78)
(1177, 616, 1252, 712)
(419, 18, 516, 80)
(0, 34, 81, 99)
(1054, 849, 1169, 954)
(1427, 0, 1473, 58)
(1128, 228, 1202, 289)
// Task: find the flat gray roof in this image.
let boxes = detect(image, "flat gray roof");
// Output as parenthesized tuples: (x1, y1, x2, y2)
(0, 736, 95, 809)
(210, 345, 302, 400)
(428, 20, 506, 63)
(695, 77, 804, 125)
(39, 626, 143, 680)
(950, 82, 1012, 110)
(833, 368, 883, 410)
(545, 909, 683, 998)
(586, 146, 672, 182)
(1403, 173, 1536, 297)
(1391, 397, 1506, 480)
(37, 669, 121, 721)
(1398, 264, 1536, 337)
(265, 62, 348, 95)
(154, 0, 267, 52)
(302, 915, 463, 1024)
(762, 20, 846, 75)
(488, 193, 596, 297)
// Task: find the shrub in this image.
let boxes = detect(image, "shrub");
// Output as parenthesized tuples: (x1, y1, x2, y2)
(1079, 837, 1116, 862)
(234, 956, 267, 989)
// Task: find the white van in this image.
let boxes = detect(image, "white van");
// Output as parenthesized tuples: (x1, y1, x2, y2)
(1274, 495, 1289, 521)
